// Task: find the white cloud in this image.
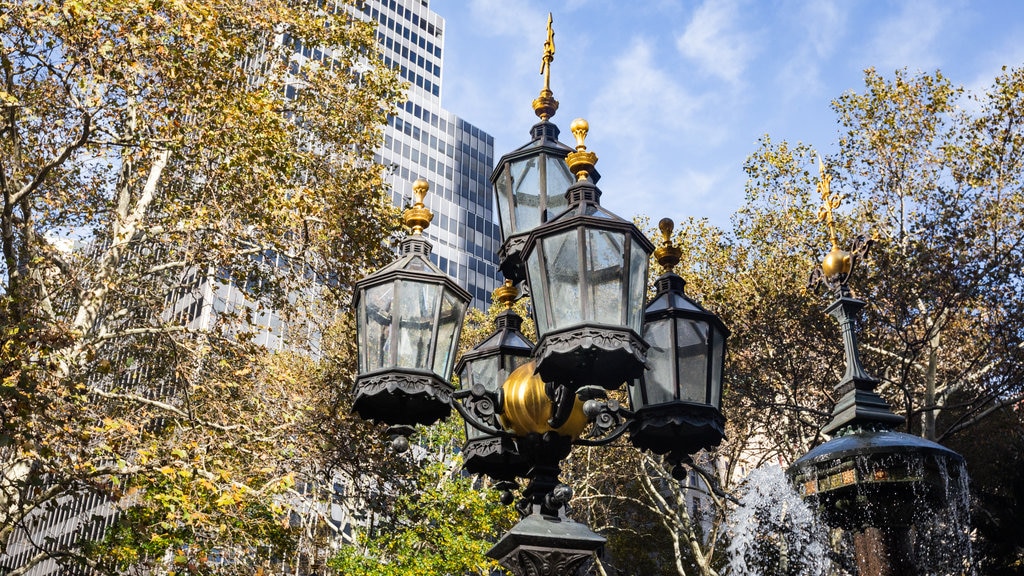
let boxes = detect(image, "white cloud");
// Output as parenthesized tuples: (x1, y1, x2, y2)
(865, 0, 951, 72)
(775, 0, 848, 101)
(675, 0, 755, 85)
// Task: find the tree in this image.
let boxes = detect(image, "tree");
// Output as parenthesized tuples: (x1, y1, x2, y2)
(0, 0, 404, 573)
(328, 419, 518, 576)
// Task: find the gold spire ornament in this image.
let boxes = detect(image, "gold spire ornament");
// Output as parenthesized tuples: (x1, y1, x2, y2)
(493, 279, 518, 309)
(654, 218, 682, 273)
(532, 13, 559, 120)
(807, 158, 876, 295)
(565, 118, 598, 181)
(403, 178, 434, 235)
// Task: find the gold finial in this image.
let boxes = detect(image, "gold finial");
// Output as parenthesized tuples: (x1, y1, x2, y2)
(653, 218, 682, 273)
(403, 178, 433, 235)
(532, 13, 559, 120)
(565, 118, 597, 181)
(492, 279, 518, 310)
(814, 158, 853, 280)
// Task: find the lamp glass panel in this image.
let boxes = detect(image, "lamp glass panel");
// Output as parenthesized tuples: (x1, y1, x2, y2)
(641, 317, 675, 406)
(494, 166, 512, 242)
(502, 353, 531, 380)
(511, 157, 541, 234)
(470, 356, 500, 393)
(627, 239, 648, 331)
(710, 327, 725, 408)
(432, 288, 465, 377)
(542, 230, 582, 330)
(396, 279, 441, 371)
(585, 228, 625, 325)
(675, 318, 710, 403)
(361, 283, 394, 373)
(526, 253, 550, 335)
(543, 155, 573, 220)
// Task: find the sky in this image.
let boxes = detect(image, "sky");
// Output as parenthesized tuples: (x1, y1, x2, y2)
(432, 0, 1024, 229)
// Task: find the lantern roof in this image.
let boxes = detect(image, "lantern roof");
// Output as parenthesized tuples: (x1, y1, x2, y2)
(455, 281, 534, 373)
(354, 179, 471, 302)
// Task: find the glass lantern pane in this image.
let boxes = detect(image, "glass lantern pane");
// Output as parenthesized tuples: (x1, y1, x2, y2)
(501, 353, 531, 380)
(494, 167, 513, 241)
(362, 283, 394, 373)
(469, 356, 500, 393)
(511, 157, 541, 234)
(585, 229, 625, 325)
(628, 240, 648, 332)
(396, 280, 441, 371)
(543, 230, 582, 330)
(676, 318, 710, 404)
(710, 327, 725, 408)
(432, 288, 466, 378)
(526, 253, 550, 336)
(543, 155, 573, 220)
(641, 317, 675, 406)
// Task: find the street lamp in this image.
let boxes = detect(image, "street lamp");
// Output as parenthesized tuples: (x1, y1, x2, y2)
(454, 280, 534, 482)
(351, 15, 729, 576)
(490, 12, 583, 284)
(629, 218, 728, 472)
(352, 178, 471, 428)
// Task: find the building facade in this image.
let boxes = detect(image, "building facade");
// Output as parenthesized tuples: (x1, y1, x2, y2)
(359, 0, 502, 308)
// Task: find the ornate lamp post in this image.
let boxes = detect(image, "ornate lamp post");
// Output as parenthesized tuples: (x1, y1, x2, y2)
(787, 161, 968, 576)
(352, 16, 730, 576)
(352, 178, 471, 430)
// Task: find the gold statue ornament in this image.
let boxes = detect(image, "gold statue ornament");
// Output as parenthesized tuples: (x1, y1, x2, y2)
(808, 158, 873, 294)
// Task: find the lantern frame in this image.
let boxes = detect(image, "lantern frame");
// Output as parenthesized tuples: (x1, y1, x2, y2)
(628, 272, 729, 457)
(521, 171, 655, 393)
(352, 181, 472, 428)
(490, 120, 583, 283)
(454, 296, 535, 481)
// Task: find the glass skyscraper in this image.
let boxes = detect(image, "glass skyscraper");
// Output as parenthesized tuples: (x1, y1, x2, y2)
(359, 0, 502, 308)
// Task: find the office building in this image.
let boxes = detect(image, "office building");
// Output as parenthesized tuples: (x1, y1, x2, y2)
(358, 0, 502, 308)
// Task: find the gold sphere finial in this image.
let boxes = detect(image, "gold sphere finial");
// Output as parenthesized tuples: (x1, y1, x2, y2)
(658, 217, 675, 240)
(565, 118, 598, 181)
(492, 279, 518, 309)
(653, 217, 682, 272)
(403, 178, 433, 235)
(500, 361, 587, 439)
(532, 13, 559, 120)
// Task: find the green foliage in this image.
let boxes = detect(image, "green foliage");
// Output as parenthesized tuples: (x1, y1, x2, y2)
(329, 420, 517, 576)
(0, 0, 405, 573)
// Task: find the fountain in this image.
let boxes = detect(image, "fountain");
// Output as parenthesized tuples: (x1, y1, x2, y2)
(728, 465, 830, 576)
(786, 162, 971, 576)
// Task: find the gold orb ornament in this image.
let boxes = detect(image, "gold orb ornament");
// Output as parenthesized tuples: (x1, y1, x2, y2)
(500, 361, 588, 439)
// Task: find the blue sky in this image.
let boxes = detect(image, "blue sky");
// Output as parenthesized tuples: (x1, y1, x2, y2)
(434, 0, 1024, 229)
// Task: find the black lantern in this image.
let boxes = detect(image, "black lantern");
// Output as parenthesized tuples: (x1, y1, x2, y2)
(353, 179, 471, 426)
(521, 119, 654, 393)
(489, 39, 585, 284)
(628, 219, 728, 459)
(491, 122, 583, 283)
(454, 281, 534, 481)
